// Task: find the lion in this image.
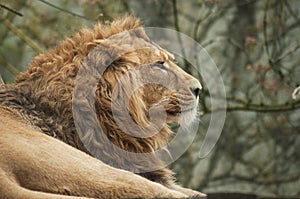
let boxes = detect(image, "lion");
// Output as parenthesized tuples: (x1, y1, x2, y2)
(0, 16, 205, 198)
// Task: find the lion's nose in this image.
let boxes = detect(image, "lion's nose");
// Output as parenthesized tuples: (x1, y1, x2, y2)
(190, 82, 202, 98)
(191, 87, 201, 98)
(192, 87, 201, 97)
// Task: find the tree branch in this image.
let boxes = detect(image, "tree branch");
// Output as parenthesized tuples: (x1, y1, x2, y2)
(0, 53, 20, 76)
(227, 103, 300, 112)
(37, 0, 94, 21)
(0, 3, 23, 16)
(263, 0, 271, 62)
(171, 0, 189, 70)
(206, 101, 300, 113)
(3, 20, 43, 53)
(272, 43, 300, 64)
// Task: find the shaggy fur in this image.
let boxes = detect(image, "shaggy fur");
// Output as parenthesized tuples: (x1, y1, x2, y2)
(0, 16, 205, 198)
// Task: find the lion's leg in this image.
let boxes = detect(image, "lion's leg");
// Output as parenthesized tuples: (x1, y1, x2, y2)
(1, 167, 186, 199)
(0, 169, 89, 199)
(1, 128, 187, 199)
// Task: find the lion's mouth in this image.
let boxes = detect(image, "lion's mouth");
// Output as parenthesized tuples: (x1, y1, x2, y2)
(155, 96, 199, 125)
(166, 110, 180, 116)
(166, 108, 194, 116)
(166, 106, 198, 127)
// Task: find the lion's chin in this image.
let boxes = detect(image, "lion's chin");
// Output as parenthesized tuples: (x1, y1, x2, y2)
(179, 107, 198, 127)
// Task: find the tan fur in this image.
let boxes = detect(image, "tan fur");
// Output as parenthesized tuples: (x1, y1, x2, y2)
(0, 16, 205, 198)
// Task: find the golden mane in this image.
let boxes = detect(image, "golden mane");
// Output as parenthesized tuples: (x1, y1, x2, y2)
(17, 16, 141, 83)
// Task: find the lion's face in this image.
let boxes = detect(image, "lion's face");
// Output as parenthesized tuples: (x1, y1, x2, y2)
(97, 40, 201, 131)
(137, 50, 201, 127)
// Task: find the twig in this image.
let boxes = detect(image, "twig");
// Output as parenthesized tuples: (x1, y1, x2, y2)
(228, 37, 250, 58)
(194, 7, 227, 42)
(273, 43, 300, 64)
(262, 0, 284, 78)
(284, 0, 299, 22)
(266, 20, 300, 45)
(3, 20, 43, 53)
(171, 0, 189, 69)
(0, 2, 26, 44)
(0, 3, 23, 16)
(227, 103, 299, 112)
(206, 101, 300, 113)
(263, 0, 272, 63)
(172, 0, 179, 31)
(226, 96, 247, 105)
(37, 0, 94, 21)
(0, 53, 20, 76)
(193, 10, 212, 41)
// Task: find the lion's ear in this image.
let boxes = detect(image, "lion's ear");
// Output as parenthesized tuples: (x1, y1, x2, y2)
(103, 27, 152, 52)
(129, 27, 150, 42)
(82, 28, 153, 76)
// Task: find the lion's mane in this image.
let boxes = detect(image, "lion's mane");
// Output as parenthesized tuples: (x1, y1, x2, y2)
(0, 16, 173, 185)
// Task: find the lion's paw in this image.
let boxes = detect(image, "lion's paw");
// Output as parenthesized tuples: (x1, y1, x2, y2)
(169, 184, 207, 198)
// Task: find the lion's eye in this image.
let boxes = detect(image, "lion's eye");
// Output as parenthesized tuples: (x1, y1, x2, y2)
(156, 61, 165, 65)
(154, 61, 168, 71)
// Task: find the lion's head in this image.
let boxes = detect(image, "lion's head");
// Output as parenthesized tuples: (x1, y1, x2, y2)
(15, 16, 201, 175)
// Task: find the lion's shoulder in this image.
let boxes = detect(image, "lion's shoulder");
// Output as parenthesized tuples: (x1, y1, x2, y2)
(0, 108, 25, 127)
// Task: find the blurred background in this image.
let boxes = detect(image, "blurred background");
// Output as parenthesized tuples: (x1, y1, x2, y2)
(1, 0, 300, 198)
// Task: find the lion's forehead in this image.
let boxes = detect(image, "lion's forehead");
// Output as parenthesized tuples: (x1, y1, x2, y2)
(151, 43, 175, 61)
(154, 48, 174, 60)
(137, 46, 175, 65)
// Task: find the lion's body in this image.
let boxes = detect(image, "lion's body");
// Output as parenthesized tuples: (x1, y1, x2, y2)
(0, 108, 188, 199)
(0, 16, 205, 198)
